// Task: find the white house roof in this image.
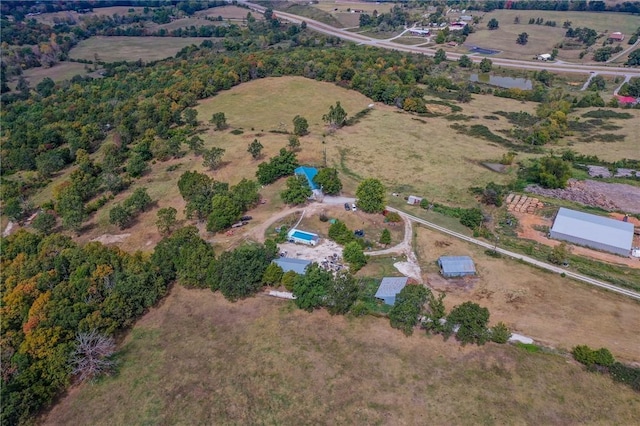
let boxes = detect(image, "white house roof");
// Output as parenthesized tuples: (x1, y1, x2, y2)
(375, 277, 408, 299)
(551, 208, 634, 252)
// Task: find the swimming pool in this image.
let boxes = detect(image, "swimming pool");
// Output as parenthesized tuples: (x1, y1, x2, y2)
(288, 229, 319, 245)
(291, 231, 314, 241)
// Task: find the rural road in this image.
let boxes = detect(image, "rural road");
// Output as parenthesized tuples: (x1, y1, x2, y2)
(322, 197, 640, 301)
(240, 1, 640, 78)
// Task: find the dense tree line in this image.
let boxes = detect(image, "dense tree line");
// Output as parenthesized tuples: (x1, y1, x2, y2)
(0, 230, 169, 425)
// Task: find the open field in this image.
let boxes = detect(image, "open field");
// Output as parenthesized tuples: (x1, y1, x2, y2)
(414, 226, 640, 363)
(466, 10, 639, 61)
(311, 1, 396, 14)
(195, 5, 255, 20)
(43, 285, 640, 425)
(33, 7, 146, 25)
(14, 62, 94, 87)
(22, 77, 640, 253)
(69, 37, 216, 62)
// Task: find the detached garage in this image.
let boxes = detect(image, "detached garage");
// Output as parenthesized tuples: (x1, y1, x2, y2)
(438, 256, 476, 278)
(550, 208, 634, 257)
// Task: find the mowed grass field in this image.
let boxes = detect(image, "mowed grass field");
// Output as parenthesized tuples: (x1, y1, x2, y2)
(69, 37, 215, 62)
(10, 62, 93, 87)
(414, 226, 640, 363)
(43, 285, 640, 425)
(466, 10, 639, 61)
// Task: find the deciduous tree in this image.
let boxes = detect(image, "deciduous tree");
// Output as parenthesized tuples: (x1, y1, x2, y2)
(355, 178, 385, 213)
(247, 139, 264, 160)
(325, 271, 358, 315)
(479, 57, 493, 72)
(322, 101, 348, 128)
(487, 18, 499, 30)
(31, 211, 56, 234)
(389, 284, 429, 336)
(293, 115, 309, 136)
(203, 147, 226, 170)
(71, 331, 116, 382)
(210, 112, 227, 130)
(447, 301, 490, 345)
(293, 264, 332, 311)
(343, 241, 368, 272)
(379, 228, 391, 246)
(280, 175, 311, 205)
(207, 194, 241, 232)
(156, 207, 177, 236)
(313, 167, 342, 195)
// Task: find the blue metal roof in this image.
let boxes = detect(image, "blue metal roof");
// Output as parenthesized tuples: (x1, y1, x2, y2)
(273, 257, 311, 275)
(294, 166, 319, 190)
(375, 277, 408, 299)
(438, 256, 476, 274)
(551, 208, 634, 252)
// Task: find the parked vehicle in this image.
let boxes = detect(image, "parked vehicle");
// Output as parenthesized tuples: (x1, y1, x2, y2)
(344, 203, 351, 211)
(240, 215, 253, 221)
(351, 203, 357, 212)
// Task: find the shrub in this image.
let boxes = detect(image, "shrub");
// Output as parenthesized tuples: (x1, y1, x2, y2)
(572, 345, 596, 366)
(490, 322, 511, 343)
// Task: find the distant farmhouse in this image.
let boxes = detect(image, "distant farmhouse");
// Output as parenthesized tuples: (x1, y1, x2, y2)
(273, 257, 311, 275)
(374, 277, 409, 305)
(438, 256, 477, 278)
(549, 208, 634, 257)
(608, 32, 625, 42)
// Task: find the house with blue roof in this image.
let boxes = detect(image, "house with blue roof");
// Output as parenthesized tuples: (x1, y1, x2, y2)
(294, 166, 320, 190)
(374, 277, 409, 305)
(438, 256, 476, 278)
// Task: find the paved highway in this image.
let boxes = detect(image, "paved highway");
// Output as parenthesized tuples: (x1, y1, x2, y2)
(240, 1, 640, 78)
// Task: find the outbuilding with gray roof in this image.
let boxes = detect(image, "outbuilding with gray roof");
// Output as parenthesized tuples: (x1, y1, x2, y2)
(549, 208, 633, 257)
(438, 256, 476, 278)
(374, 277, 409, 305)
(273, 257, 311, 275)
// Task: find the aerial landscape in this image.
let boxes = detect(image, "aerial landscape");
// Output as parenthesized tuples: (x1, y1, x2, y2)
(1, 0, 640, 424)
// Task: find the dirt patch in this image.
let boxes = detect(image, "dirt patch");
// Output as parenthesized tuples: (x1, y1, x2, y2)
(526, 179, 640, 213)
(90, 233, 131, 245)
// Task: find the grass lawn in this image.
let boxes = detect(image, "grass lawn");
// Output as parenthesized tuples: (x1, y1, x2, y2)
(69, 37, 216, 62)
(43, 285, 640, 425)
(195, 5, 255, 20)
(467, 10, 640, 61)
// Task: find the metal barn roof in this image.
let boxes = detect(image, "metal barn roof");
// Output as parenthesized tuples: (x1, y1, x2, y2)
(294, 166, 319, 190)
(273, 258, 311, 275)
(551, 208, 634, 252)
(374, 277, 409, 299)
(438, 256, 476, 275)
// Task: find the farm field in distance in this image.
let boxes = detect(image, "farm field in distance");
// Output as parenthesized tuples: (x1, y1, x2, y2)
(466, 10, 639, 61)
(69, 36, 217, 62)
(42, 285, 640, 426)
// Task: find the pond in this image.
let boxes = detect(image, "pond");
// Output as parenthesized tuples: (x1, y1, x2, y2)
(470, 73, 533, 90)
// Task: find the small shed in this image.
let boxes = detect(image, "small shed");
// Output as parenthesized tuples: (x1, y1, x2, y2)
(537, 53, 552, 61)
(273, 257, 311, 275)
(608, 32, 624, 41)
(438, 256, 476, 277)
(374, 277, 408, 305)
(407, 195, 423, 205)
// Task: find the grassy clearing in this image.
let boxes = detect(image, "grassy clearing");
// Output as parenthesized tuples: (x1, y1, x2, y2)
(69, 37, 216, 62)
(466, 10, 638, 61)
(195, 5, 254, 20)
(17, 62, 95, 86)
(414, 225, 640, 363)
(277, 4, 344, 28)
(43, 285, 640, 425)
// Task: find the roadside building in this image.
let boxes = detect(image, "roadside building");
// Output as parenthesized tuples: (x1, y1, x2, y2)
(374, 277, 409, 305)
(438, 256, 477, 277)
(273, 257, 311, 275)
(409, 28, 430, 36)
(537, 53, 552, 61)
(608, 32, 624, 42)
(407, 195, 423, 205)
(549, 207, 634, 257)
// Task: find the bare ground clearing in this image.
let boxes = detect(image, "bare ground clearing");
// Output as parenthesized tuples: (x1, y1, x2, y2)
(526, 179, 640, 214)
(415, 226, 640, 362)
(43, 285, 640, 425)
